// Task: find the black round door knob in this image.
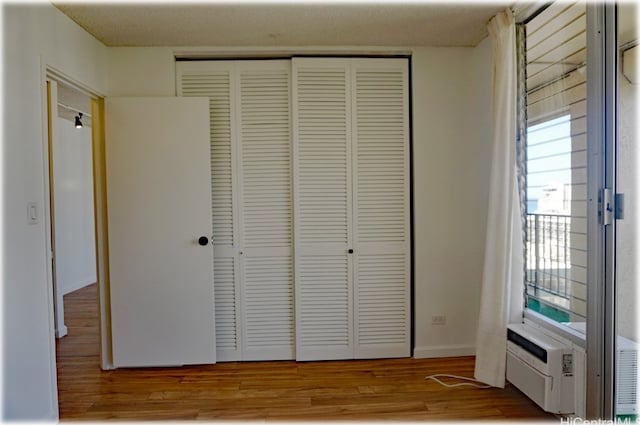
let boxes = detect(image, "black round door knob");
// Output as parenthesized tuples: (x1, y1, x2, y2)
(198, 236, 209, 246)
(348, 249, 354, 254)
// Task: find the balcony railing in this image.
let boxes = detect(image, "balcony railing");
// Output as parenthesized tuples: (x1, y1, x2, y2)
(525, 213, 571, 308)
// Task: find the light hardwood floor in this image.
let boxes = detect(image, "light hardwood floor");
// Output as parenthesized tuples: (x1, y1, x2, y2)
(56, 284, 556, 421)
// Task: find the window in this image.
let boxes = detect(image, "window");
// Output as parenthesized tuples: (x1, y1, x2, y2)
(521, 1, 587, 332)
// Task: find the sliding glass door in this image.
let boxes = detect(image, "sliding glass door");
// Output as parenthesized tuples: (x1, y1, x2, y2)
(520, 1, 638, 419)
(615, 2, 638, 420)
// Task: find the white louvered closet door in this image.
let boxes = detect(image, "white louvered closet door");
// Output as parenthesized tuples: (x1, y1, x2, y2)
(179, 58, 409, 362)
(293, 58, 410, 361)
(351, 59, 410, 358)
(178, 60, 295, 361)
(292, 58, 354, 361)
(178, 62, 241, 361)
(235, 61, 294, 360)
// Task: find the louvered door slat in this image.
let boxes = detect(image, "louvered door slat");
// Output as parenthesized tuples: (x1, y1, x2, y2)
(213, 258, 238, 351)
(352, 59, 410, 359)
(293, 58, 354, 361)
(236, 61, 294, 360)
(243, 256, 293, 350)
(178, 62, 241, 361)
(180, 71, 234, 246)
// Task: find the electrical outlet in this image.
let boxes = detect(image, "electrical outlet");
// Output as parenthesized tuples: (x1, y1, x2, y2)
(432, 315, 446, 325)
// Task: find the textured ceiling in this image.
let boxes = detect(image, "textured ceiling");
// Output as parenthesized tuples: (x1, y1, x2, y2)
(53, 2, 513, 48)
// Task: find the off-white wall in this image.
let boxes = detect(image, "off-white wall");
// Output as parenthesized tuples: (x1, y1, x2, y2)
(2, 11, 492, 417)
(107, 41, 494, 358)
(2, 4, 108, 420)
(413, 37, 493, 357)
(107, 48, 176, 96)
(53, 117, 97, 295)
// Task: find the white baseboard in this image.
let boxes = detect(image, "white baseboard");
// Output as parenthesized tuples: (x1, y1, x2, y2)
(413, 344, 476, 359)
(62, 277, 96, 296)
(55, 324, 68, 339)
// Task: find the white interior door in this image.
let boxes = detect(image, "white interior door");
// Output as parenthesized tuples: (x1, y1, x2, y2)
(105, 97, 216, 367)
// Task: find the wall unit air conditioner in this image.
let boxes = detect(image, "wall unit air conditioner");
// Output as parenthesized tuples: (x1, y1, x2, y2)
(506, 323, 575, 414)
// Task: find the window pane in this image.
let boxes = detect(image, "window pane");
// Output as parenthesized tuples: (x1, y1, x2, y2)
(523, 0, 587, 331)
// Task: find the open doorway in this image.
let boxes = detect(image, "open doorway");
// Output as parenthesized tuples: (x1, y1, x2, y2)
(46, 79, 97, 339)
(44, 69, 113, 376)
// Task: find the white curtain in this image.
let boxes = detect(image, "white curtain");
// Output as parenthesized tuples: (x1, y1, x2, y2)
(473, 9, 524, 388)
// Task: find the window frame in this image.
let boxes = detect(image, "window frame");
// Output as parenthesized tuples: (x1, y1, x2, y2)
(516, 1, 619, 418)
(516, 2, 588, 348)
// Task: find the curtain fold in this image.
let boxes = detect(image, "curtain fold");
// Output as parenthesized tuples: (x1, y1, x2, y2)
(473, 9, 523, 388)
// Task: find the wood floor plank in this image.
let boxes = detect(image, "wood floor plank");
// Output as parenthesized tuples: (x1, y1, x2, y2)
(57, 284, 556, 421)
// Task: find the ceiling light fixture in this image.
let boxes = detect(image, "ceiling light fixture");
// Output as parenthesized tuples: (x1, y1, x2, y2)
(75, 112, 83, 129)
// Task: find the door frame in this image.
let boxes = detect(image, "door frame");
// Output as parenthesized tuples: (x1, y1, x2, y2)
(45, 79, 67, 339)
(40, 61, 114, 375)
(585, 2, 618, 419)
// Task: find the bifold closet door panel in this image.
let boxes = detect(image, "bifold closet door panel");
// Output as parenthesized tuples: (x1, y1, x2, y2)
(179, 58, 410, 363)
(352, 59, 411, 358)
(235, 61, 294, 360)
(178, 60, 295, 361)
(178, 62, 242, 361)
(292, 58, 354, 361)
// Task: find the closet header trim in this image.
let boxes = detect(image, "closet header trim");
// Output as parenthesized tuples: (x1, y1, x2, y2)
(175, 53, 412, 61)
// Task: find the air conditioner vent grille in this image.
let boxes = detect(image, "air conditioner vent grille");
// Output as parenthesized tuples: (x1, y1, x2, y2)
(508, 328, 548, 363)
(617, 348, 639, 408)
